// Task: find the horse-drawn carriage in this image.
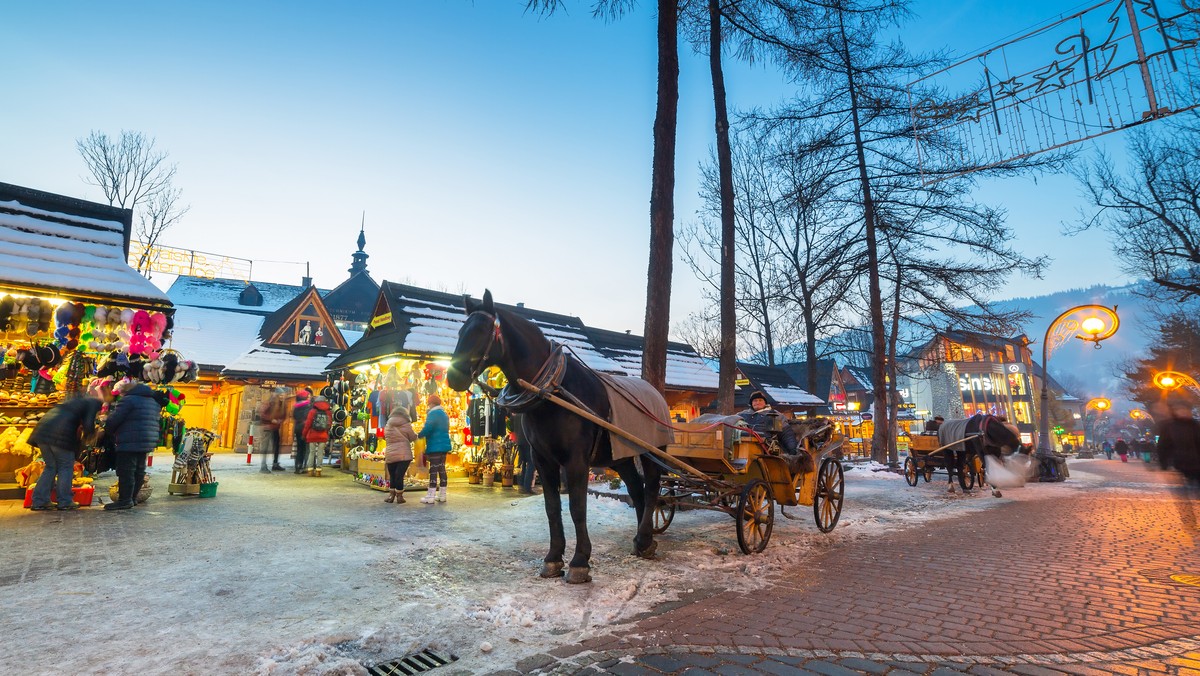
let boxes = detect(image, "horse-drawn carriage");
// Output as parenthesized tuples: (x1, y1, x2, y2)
(903, 432, 985, 489)
(653, 416, 845, 554)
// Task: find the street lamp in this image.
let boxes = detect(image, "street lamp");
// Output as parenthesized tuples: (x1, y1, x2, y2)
(1083, 397, 1111, 451)
(1152, 370, 1200, 396)
(1037, 305, 1120, 458)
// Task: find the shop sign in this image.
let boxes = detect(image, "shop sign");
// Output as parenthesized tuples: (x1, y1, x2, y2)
(127, 242, 252, 281)
(861, 413, 873, 421)
(198, 385, 213, 395)
(833, 402, 846, 410)
(898, 402, 916, 409)
(370, 312, 392, 328)
(959, 375, 995, 392)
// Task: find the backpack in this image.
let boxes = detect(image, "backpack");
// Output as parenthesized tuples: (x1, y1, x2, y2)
(310, 409, 331, 432)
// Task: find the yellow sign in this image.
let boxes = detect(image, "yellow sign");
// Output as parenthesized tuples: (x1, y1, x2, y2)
(128, 242, 252, 281)
(370, 312, 392, 328)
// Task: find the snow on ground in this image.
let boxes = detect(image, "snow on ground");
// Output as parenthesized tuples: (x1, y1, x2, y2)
(0, 455, 1105, 675)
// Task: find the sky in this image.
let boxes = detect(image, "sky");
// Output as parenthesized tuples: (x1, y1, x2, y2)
(0, 0, 1133, 337)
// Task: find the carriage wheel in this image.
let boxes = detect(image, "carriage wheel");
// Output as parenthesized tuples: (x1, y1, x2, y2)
(736, 479, 774, 554)
(903, 457, 919, 487)
(972, 455, 986, 486)
(959, 463, 976, 490)
(814, 458, 844, 533)
(652, 487, 676, 534)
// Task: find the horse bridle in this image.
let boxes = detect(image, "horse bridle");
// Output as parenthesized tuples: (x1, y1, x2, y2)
(464, 311, 505, 386)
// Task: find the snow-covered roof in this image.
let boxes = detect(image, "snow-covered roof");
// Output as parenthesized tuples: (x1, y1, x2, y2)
(582, 327, 718, 390)
(167, 275, 327, 315)
(761, 385, 825, 406)
(223, 341, 344, 380)
(0, 196, 169, 305)
(166, 306, 265, 370)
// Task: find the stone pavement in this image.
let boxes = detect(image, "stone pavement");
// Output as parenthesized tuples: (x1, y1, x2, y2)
(518, 459, 1200, 674)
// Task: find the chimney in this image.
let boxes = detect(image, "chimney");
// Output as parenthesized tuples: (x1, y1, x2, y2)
(302, 262, 312, 288)
(516, 302, 525, 308)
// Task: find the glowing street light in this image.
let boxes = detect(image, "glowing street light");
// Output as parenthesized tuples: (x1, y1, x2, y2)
(1037, 305, 1120, 457)
(1086, 397, 1111, 412)
(1082, 398, 1112, 451)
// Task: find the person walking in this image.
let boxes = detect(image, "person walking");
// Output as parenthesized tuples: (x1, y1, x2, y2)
(1115, 438, 1130, 462)
(383, 407, 418, 503)
(102, 380, 164, 511)
(418, 394, 452, 503)
(1102, 440, 1114, 460)
(256, 388, 287, 472)
(28, 393, 102, 511)
(302, 395, 332, 477)
(1157, 402, 1200, 486)
(291, 388, 312, 473)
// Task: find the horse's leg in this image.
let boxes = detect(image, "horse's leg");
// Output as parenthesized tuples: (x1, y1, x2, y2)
(947, 450, 958, 493)
(537, 454, 567, 579)
(636, 456, 661, 558)
(564, 455, 593, 584)
(987, 448, 1003, 498)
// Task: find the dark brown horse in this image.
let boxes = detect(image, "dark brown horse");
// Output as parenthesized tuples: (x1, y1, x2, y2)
(446, 291, 663, 584)
(942, 414, 1028, 497)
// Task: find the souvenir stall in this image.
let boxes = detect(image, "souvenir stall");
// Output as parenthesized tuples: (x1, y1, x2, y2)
(0, 182, 180, 500)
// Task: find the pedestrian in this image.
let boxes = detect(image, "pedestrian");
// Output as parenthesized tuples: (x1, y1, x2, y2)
(383, 406, 418, 504)
(1102, 440, 1113, 460)
(302, 395, 332, 477)
(418, 393, 452, 504)
(28, 392, 102, 511)
(1115, 438, 1130, 462)
(256, 387, 287, 472)
(1156, 402, 1200, 486)
(102, 379, 164, 511)
(291, 388, 312, 474)
(513, 413, 536, 494)
(1137, 438, 1154, 463)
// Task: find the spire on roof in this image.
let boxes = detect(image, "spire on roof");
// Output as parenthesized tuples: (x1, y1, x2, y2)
(349, 216, 369, 276)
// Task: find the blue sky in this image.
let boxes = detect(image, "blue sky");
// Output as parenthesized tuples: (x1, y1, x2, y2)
(0, 0, 1128, 336)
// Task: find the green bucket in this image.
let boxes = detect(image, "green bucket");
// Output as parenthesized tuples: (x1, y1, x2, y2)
(198, 482, 219, 498)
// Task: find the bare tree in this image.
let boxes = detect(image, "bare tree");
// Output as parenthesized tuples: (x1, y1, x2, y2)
(77, 129, 185, 274)
(134, 186, 191, 276)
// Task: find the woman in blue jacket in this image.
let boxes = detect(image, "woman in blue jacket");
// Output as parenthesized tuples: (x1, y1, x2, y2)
(102, 381, 164, 510)
(418, 394, 452, 504)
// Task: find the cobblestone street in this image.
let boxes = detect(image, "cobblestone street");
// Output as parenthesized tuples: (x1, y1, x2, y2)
(527, 459, 1200, 674)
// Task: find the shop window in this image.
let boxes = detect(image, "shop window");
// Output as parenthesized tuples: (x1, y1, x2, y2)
(1005, 345, 1016, 362)
(1007, 373, 1028, 396)
(1012, 401, 1032, 425)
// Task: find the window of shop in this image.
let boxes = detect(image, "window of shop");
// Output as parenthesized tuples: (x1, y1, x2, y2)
(1007, 372, 1028, 396)
(1011, 401, 1032, 425)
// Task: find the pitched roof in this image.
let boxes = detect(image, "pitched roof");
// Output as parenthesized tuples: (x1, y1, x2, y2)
(258, 286, 348, 351)
(327, 282, 625, 374)
(777, 360, 839, 401)
(0, 183, 170, 307)
(222, 341, 345, 381)
(321, 271, 379, 324)
(581, 326, 718, 391)
(734, 362, 824, 408)
(167, 275, 321, 316)
(165, 306, 265, 371)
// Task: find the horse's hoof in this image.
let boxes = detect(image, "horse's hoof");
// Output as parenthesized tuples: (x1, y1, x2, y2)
(540, 562, 565, 578)
(565, 566, 592, 584)
(635, 540, 658, 559)
(992, 489, 1003, 498)
(947, 486, 956, 494)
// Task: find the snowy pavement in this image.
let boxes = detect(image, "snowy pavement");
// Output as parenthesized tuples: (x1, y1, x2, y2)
(0, 454, 1057, 675)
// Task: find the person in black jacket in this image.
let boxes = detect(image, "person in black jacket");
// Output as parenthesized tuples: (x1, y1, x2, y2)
(738, 391, 798, 453)
(29, 394, 103, 511)
(1157, 402, 1200, 486)
(102, 381, 164, 511)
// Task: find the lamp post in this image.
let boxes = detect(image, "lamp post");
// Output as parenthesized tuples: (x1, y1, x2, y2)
(1152, 370, 1200, 397)
(1083, 397, 1111, 451)
(1037, 305, 1120, 458)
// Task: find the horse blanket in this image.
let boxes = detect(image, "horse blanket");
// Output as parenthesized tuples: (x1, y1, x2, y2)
(937, 416, 979, 450)
(598, 373, 674, 460)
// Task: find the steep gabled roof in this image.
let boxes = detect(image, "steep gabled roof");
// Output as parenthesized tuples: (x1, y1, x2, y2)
(777, 360, 840, 402)
(0, 183, 170, 307)
(734, 362, 824, 408)
(258, 286, 348, 351)
(321, 272, 379, 324)
(167, 275, 324, 316)
(165, 306, 265, 371)
(581, 326, 718, 391)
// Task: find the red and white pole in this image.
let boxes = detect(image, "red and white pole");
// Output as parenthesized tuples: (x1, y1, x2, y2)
(147, 452, 153, 467)
(246, 431, 254, 464)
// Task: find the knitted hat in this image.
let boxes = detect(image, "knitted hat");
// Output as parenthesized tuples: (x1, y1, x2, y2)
(295, 389, 310, 400)
(749, 390, 767, 404)
(427, 394, 442, 407)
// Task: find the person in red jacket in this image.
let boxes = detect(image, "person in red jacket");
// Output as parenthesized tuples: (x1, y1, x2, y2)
(302, 395, 332, 477)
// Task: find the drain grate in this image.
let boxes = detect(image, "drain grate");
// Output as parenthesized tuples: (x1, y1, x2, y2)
(367, 649, 457, 675)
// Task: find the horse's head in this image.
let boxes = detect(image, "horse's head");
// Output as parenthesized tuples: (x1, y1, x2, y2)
(447, 289, 501, 392)
(983, 416, 1023, 453)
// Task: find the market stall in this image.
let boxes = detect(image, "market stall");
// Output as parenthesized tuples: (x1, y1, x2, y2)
(0, 183, 177, 500)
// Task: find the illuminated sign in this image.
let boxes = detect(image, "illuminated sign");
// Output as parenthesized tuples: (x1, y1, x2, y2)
(128, 242, 252, 281)
(959, 375, 995, 392)
(370, 312, 393, 328)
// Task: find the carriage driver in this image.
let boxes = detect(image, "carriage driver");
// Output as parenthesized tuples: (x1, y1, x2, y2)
(738, 391, 798, 453)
